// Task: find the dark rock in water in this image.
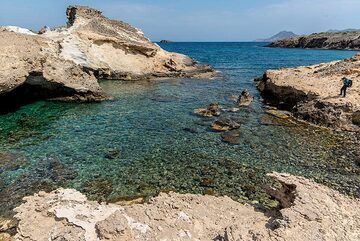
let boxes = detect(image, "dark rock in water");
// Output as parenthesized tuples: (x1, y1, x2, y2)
(352, 111, 360, 126)
(200, 178, 215, 187)
(159, 40, 173, 43)
(211, 118, 240, 132)
(260, 115, 285, 126)
(150, 94, 178, 103)
(194, 103, 221, 117)
(105, 148, 121, 159)
(221, 131, 240, 145)
(82, 179, 113, 201)
(238, 89, 254, 107)
(0, 157, 75, 217)
(0, 153, 27, 173)
(203, 188, 215, 195)
(265, 109, 291, 119)
(183, 127, 198, 134)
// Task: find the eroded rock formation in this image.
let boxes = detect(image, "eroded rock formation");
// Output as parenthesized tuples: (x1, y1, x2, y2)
(0, 6, 214, 113)
(0, 31, 104, 113)
(268, 31, 360, 50)
(12, 173, 360, 240)
(238, 89, 253, 106)
(46, 5, 214, 80)
(257, 54, 360, 131)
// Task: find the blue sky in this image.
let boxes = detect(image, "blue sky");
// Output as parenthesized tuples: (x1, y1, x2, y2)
(0, 0, 359, 41)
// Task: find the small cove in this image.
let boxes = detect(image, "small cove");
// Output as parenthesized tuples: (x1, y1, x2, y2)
(0, 42, 359, 217)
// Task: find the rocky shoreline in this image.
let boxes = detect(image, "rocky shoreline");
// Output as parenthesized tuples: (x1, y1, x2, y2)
(0, 6, 214, 113)
(267, 31, 360, 50)
(256, 53, 360, 131)
(0, 172, 357, 241)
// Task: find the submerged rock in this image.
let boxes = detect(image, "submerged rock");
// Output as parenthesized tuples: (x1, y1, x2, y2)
(211, 118, 240, 131)
(257, 54, 360, 131)
(194, 103, 222, 117)
(13, 173, 360, 241)
(0, 5, 214, 113)
(221, 131, 241, 144)
(238, 89, 254, 106)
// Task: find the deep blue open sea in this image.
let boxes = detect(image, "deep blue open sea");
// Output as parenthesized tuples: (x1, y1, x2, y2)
(0, 42, 359, 216)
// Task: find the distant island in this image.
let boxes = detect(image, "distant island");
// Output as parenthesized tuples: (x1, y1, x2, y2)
(159, 40, 173, 43)
(255, 31, 298, 42)
(267, 30, 360, 50)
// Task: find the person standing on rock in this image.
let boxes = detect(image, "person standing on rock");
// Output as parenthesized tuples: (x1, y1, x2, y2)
(340, 77, 353, 97)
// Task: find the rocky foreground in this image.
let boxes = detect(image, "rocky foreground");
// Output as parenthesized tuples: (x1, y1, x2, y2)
(1, 173, 357, 241)
(0, 6, 214, 113)
(268, 31, 360, 50)
(257, 54, 360, 131)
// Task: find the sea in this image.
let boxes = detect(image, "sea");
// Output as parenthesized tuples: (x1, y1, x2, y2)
(0, 42, 358, 217)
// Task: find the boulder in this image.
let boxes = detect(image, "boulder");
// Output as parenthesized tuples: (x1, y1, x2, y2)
(211, 118, 240, 131)
(221, 131, 240, 144)
(194, 103, 221, 117)
(238, 89, 253, 106)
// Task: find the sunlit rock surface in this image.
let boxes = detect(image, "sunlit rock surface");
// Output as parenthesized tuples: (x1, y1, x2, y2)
(13, 173, 360, 241)
(0, 6, 214, 113)
(257, 54, 360, 131)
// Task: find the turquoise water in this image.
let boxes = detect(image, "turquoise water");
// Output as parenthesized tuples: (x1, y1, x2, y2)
(0, 42, 359, 216)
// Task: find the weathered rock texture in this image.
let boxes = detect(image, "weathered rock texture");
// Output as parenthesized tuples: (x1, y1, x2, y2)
(257, 54, 360, 131)
(45, 5, 213, 80)
(0, 6, 214, 113)
(13, 173, 360, 241)
(0, 31, 104, 113)
(268, 31, 360, 50)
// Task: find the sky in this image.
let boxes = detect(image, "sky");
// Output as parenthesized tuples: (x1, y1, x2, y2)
(0, 0, 359, 41)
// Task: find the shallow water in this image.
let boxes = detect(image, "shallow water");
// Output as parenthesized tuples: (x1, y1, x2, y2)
(0, 42, 359, 216)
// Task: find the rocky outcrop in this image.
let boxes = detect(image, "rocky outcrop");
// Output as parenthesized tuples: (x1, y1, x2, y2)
(193, 103, 222, 117)
(0, 6, 214, 113)
(238, 89, 253, 106)
(268, 31, 360, 50)
(257, 54, 360, 131)
(12, 173, 360, 241)
(0, 31, 105, 113)
(211, 118, 240, 131)
(46, 5, 214, 80)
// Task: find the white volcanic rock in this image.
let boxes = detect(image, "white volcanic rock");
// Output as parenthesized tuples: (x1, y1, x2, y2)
(13, 173, 360, 241)
(257, 54, 360, 131)
(0, 6, 214, 112)
(42, 5, 214, 80)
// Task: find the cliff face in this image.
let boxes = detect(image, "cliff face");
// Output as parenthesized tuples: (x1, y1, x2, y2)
(0, 31, 105, 113)
(257, 54, 360, 131)
(44, 5, 213, 80)
(12, 173, 360, 241)
(268, 31, 360, 50)
(0, 6, 214, 113)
